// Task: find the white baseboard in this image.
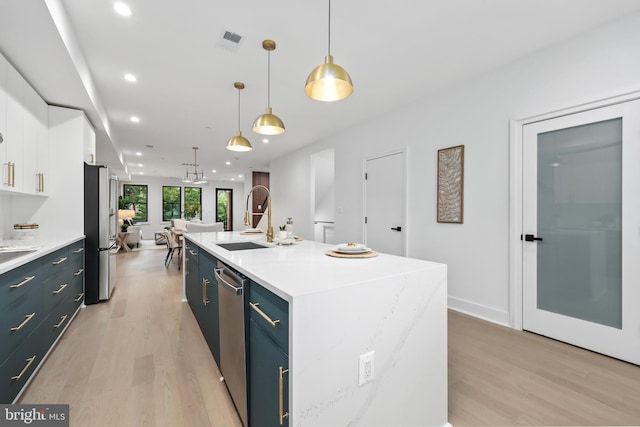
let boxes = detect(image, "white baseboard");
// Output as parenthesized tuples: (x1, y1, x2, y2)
(448, 296, 511, 327)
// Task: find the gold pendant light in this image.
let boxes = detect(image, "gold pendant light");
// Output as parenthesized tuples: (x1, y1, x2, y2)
(305, 0, 353, 102)
(226, 82, 253, 152)
(253, 40, 285, 135)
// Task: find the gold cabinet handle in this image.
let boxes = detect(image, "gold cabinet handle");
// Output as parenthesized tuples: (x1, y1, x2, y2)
(74, 268, 84, 276)
(40, 173, 44, 192)
(279, 366, 289, 425)
(12, 355, 36, 381)
(73, 248, 84, 253)
(53, 283, 68, 294)
(202, 278, 210, 305)
(52, 257, 68, 265)
(249, 302, 280, 327)
(74, 293, 84, 302)
(4, 162, 10, 186)
(11, 313, 36, 331)
(10, 276, 35, 289)
(54, 315, 68, 329)
(189, 250, 197, 256)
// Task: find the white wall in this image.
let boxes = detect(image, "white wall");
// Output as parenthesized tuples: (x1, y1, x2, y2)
(270, 12, 640, 326)
(119, 175, 246, 238)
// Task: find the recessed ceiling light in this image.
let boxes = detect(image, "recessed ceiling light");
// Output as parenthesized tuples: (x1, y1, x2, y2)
(114, 2, 132, 16)
(139, 172, 144, 175)
(262, 138, 269, 143)
(225, 161, 231, 165)
(124, 73, 137, 82)
(135, 152, 142, 156)
(130, 116, 140, 123)
(231, 178, 235, 181)
(138, 163, 143, 167)
(212, 169, 217, 173)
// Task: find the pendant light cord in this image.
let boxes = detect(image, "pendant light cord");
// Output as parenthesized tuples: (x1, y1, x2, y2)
(327, 0, 331, 57)
(267, 50, 271, 108)
(237, 88, 241, 131)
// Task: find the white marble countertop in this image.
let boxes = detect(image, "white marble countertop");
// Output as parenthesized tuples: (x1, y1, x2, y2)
(184, 231, 445, 301)
(0, 235, 85, 274)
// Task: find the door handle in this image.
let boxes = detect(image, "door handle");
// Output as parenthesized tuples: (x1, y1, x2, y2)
(391, 226, 402, 232)
(523, 234, 543, 242)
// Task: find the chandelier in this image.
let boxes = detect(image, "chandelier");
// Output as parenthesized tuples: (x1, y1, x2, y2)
(182, 147, 207, 184)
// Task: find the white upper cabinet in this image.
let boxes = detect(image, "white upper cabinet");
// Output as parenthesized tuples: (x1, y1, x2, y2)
(23, 81, 49, 195)
(0, 55, 7, 186)
(4, 61, 24, 193)
(0, 53, 49, 195)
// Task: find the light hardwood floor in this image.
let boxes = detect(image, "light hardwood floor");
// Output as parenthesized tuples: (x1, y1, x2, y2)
(448, 310, 640, 426)
(20, 242, 242, 427)
(19, 242, 640, 426)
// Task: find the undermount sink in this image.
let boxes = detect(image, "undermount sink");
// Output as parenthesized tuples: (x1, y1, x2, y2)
(216, 241, 271, 251)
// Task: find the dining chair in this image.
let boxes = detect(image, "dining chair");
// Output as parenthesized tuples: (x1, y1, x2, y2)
(164, 229, 183, 269)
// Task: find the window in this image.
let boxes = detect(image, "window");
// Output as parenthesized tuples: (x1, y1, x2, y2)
(184, 187, 202, 221)
(216, 188, 233, 231)
(162, 186, 182, 222)
(122, 184, 148, 222)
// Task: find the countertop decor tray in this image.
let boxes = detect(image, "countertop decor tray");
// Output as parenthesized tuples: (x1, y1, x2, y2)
(325, 249, 379, 258)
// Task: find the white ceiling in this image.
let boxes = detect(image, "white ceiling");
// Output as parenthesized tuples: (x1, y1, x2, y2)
(2, 0, 640, 183)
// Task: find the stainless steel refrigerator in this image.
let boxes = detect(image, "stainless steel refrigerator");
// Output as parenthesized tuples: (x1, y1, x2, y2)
(84, 163, 118, 304)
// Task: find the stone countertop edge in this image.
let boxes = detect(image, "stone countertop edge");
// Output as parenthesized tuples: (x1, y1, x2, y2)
(184, 231, 446, 302)
(0, 235, 86, 275)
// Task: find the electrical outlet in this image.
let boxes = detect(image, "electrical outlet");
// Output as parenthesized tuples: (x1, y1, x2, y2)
(358, 350, 374, 386)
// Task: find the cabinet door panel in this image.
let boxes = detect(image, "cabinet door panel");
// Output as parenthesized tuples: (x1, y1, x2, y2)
(3, 62, 23, 192)
(249, 318, 289, 427)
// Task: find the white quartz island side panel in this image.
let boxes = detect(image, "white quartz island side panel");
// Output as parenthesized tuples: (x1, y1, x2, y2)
(184, 232, 448, 427)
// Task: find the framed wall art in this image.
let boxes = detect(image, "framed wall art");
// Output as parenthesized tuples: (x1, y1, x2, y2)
(437, 145, 464, 223)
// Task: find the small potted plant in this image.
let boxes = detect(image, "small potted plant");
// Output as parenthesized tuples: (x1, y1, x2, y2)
(278, 225, 288, 240)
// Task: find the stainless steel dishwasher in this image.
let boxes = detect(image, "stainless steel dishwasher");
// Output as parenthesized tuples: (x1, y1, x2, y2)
(215, 260, 248, 427)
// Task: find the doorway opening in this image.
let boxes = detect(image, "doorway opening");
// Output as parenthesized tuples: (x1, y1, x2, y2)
(216, 188, 233, 231)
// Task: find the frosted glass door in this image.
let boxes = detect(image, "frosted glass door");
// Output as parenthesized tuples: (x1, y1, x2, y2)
(522, 100, 640, 365)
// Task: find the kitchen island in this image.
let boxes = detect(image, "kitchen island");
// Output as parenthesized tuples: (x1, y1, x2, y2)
(183, 231, 448, 427)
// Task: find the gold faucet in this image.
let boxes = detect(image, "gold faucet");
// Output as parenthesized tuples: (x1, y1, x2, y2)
(244, 185, 274, 242)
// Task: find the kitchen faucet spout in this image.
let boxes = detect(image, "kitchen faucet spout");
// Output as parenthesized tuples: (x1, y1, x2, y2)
(245, 185, 273, 242)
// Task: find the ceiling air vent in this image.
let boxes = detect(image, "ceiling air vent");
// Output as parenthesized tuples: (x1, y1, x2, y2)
(223, 31, 242, 44)
(218, 29, 244, 52)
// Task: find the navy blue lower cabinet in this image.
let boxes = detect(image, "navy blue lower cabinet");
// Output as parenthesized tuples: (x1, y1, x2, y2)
(248, 280, 290, 427)
(184, 243, 221, 365)
(0, 239, 84, 403)
(248, 318, 289, 427)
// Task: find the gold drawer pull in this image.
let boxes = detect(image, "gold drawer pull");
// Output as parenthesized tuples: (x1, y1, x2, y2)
(249, 302, 280, 327)
(10, 276, 35, 289)
(73, 248, 84, 253)
(279, 366, 289, 425)
(12, 355, 36, 381)
(52, 257, 68, 265)
(189, 250, 197, 256)
(74, 293, 84, 302)
(74, 268, 84, 276)
(11, 313, 36, 331)
(11, 162, 15, 187)
(4, 162, 10, 186)
(53, 283, 68, 294)
(202, 278, 210, 305)
(54, 315, 68, 329)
